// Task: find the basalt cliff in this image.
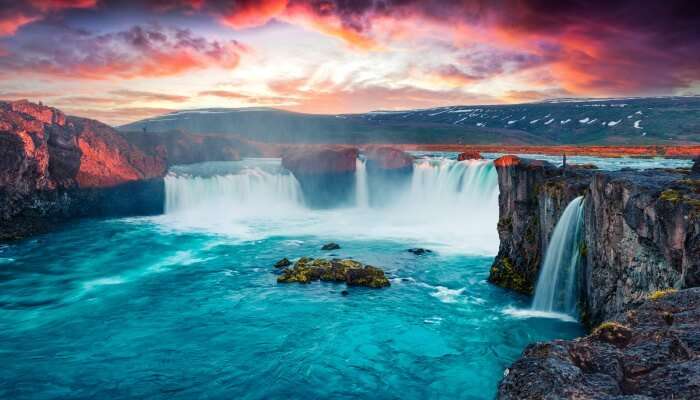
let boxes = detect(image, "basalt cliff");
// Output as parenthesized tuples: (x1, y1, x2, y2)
(491, 155, 700, 399)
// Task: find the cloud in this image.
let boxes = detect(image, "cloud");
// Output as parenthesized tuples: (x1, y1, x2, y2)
(0, 0, 96, 37)
(199, 0, 700, 94)
(0, 24, 246, 79)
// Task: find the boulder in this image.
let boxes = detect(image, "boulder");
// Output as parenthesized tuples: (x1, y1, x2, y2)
(273, 257, 292, 268)
(457, 151, 482, 161)
(321, 242, 340, 250)
(407, 248, 433, 255)
(277, 257, 390, 288)
(282, 147, 359, 208)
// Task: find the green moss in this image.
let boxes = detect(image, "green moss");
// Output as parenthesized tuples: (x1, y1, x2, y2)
(489, 256, 533, 294)
(648, 288, 677, 300)
(659, 189, 682, 202)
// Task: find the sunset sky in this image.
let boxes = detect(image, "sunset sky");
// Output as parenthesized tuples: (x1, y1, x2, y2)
(0, 0, 698, 125)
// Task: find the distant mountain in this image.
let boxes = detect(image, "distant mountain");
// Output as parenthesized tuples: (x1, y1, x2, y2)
(118, 96, 700, 145)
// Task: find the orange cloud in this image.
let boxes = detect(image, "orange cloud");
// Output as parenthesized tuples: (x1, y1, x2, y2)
(218, 0, 288, 29)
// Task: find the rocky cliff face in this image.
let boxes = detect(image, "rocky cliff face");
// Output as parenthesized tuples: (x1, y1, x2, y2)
(498, 288, 700, 399)
(583, 169, 700, 325)
(282, 147, 359, 208)
(0, 100, 166, 240)
(490, 156, 699, 325)
(488, 156, 593, 294)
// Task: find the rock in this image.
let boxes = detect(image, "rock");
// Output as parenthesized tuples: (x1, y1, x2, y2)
(497, 288, 700, 400)
(692, 157, 700, 176)
(273, 257, 292, 268)
(282, 147, 359, 208)
(407, 248, 432, 255)
(0, 100, 167, 241)
(488, 155, 700, 326)
(277, 257, 390, 288)
(341, 290, 349, 296)
(364, 146, 413, 170)
(321, 242, 340, 251)
(457, 151, 482, 161)
(582, 169, 700, 324)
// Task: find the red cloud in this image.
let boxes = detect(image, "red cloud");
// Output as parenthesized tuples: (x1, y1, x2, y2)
(218, 0, 288, 29)
(0, 0, 96, 37)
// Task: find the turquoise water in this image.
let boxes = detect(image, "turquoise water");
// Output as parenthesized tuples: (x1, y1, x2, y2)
(0, 157, 588, 399)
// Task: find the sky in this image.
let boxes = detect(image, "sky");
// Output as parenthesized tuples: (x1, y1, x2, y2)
(0, 0, 698, 126)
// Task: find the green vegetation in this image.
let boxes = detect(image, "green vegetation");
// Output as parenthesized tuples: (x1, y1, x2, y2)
(648, 288, 678, 300)
(659, 189, 682, 202)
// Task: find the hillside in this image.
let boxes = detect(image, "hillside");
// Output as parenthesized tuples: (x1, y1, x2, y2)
(118, 96, 700, 145)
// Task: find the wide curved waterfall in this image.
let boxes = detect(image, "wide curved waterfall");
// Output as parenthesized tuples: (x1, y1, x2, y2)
(531, 196, 585, 316)
(163, 156, 500, 254)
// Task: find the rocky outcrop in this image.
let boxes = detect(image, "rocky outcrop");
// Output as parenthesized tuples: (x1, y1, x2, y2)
(0, 100, 166, 240)
(582, 169, 700, 325)
(498, 288, 700, 399)
(282, 147, 359, 208)
(363, 146, 413, 206)
(489, 155, 700, 325)
(489, 156, 594, 294)
(277, 257, 390, 288)
(457, 150, 482, 161)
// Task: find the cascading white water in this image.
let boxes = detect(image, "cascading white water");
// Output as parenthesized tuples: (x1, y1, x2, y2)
(161, 156, 500, 254)
(355, 157, 369, 208)
(531, 196, 585, 316)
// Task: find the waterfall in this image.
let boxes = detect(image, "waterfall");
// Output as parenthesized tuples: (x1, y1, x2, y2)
(531, 196, 585, 316)
(408, 158, 498, 209)
(165, 161, 304, 217)
(161, 156, 500, 254)
(355, 157, 369, 208)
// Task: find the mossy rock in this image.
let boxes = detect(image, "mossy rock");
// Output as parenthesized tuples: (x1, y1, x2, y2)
(489, 256, 533, 294)
(277, 257, 389, 288)
(659, 189, 682, 202)
(593, 321, 632, 347)
(648, 288, 678, 300)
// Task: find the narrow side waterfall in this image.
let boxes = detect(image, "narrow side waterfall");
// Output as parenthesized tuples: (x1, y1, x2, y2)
(531, 196, 585, 315)
(355, 157, 369, 208)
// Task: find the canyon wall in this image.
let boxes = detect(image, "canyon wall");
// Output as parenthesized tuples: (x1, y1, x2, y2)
(490, 156, 699, 325)
(0, 101, 167, 240)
